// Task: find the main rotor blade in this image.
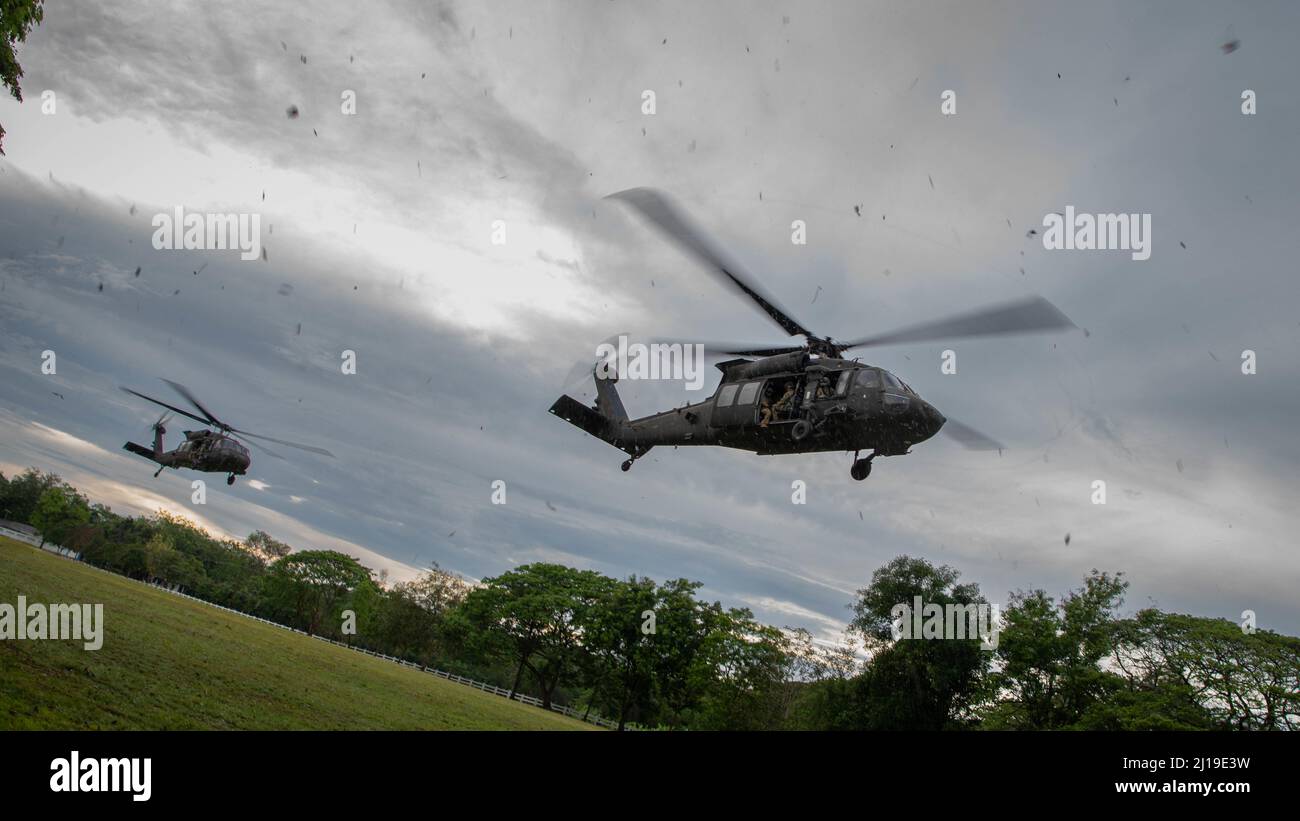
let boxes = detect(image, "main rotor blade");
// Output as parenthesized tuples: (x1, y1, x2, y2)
(120, 387, 211, 427)
(161, 378, 223, 427)
(234, 436, 284, 460)
(715, 345, 805, 357)
(941, 416, 1005, 451)
(607, 188, 813, 339)
(836, 296, 1076, 351)
(232, 428, 335, 458)
(650, 338, 806, 358)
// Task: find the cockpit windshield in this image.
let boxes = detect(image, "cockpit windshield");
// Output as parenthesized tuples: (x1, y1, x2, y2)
(216, 438, 249, 456)
(881, 371, 903, 389)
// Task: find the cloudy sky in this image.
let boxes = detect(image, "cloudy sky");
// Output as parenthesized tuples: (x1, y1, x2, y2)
(2, 0, 1298, 642)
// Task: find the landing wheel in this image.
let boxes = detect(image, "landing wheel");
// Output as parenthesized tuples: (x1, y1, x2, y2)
(621, 459, 633, 472)
(850, 457, 873, 481)
(227, 474, 236, 485)
(791, 420, 812, 441)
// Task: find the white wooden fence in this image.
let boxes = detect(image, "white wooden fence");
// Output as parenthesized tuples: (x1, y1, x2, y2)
(15, 540, 629, 730)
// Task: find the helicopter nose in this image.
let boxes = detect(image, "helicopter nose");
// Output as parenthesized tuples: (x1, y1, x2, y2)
(918, 400, 946, 441)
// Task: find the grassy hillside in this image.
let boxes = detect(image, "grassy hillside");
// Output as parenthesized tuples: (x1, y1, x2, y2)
(0, 537, 594, 730)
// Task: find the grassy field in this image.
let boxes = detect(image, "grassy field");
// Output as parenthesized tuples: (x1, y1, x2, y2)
(0, 537, 594, 730)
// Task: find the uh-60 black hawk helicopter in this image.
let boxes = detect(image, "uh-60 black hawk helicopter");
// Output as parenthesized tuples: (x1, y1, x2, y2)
(121, 379, 334, 485)
(550, 188, 1077, 481)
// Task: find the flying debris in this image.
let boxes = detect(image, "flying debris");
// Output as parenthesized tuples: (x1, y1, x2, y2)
(286, 105, 299, 119)
(1064, 533, 1071, 546)
(1221, 39, 1240, 54)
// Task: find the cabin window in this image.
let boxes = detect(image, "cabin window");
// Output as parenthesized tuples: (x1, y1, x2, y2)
(716, 384, 739, 407)
(835, 370, 852, 396)
(737, 381, 761, 405)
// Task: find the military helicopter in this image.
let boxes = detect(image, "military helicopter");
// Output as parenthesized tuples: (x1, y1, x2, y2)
(549, 188, 1077, 481)
(121, 379, 334, 485)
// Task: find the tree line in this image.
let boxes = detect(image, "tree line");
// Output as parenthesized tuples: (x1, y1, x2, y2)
(3, 467, 1296, 730)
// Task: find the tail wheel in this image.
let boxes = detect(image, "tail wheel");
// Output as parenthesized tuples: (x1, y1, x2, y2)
(227, 474, 236, 485)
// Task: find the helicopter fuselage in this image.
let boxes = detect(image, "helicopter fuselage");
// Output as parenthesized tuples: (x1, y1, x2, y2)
(124, 428, 251, 476)
(550, 355, 946, 467)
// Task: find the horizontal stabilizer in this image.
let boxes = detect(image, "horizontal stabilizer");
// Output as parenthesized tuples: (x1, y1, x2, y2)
(548, 395, 642, 456)
(123, 441, 156, 460)
(549, 395, 611, 439)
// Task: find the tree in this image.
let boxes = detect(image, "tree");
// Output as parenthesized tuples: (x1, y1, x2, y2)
(458, 563, 604, 709)
(264, 550, 373, 635)
(581, 575, 658, 730)
(1110, 609, 1300, 730)
(29, 485, 89, 548)
(245, 530, 292, 563)
(140, 533, 205, 590)
(984, 570, 1129, 729)
(775, 628, 863, 729)
(369, 563, 472, 663)
(0, 467, 63, 522)
(847, 556, 991, 730)
(687, 606, 791, 730)
(151, 511, 265, 609)
(0, 0, 45, 155)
